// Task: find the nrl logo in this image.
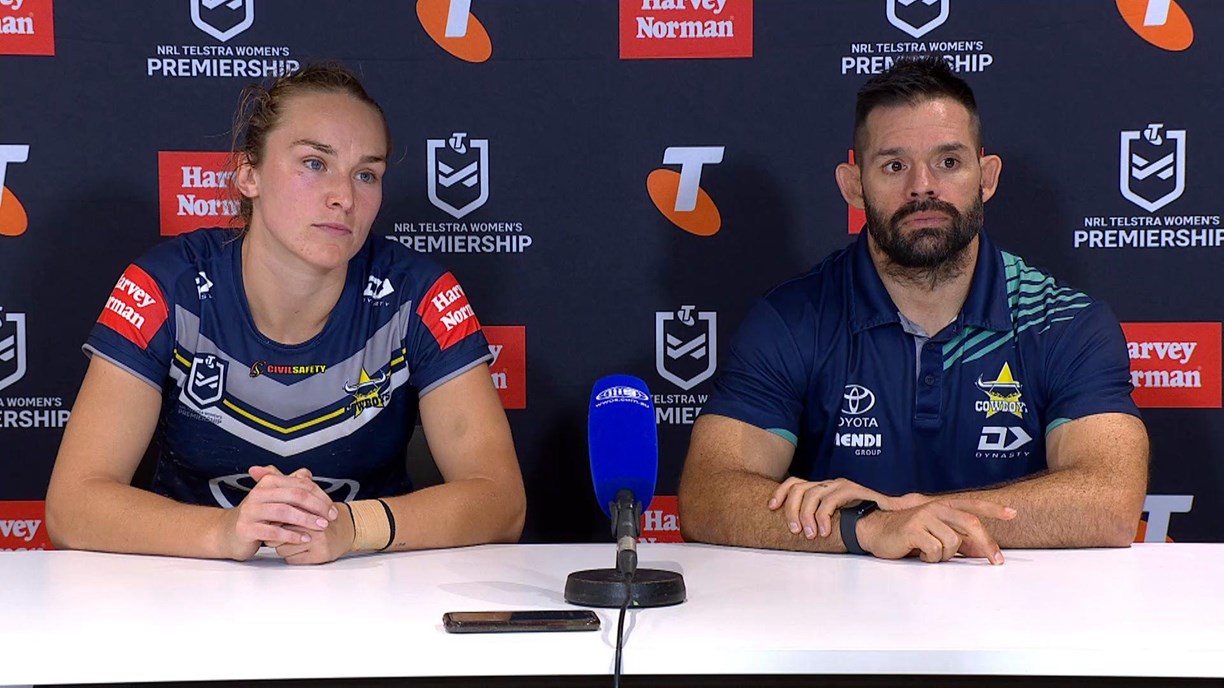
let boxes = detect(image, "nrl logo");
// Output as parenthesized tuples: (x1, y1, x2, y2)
(0, 308, 27, 394)
(656, 306, 717, 391)
(886, 0, 949, 39)
(1120, 123, 1186, 213)
(191, 0, 255, 43)
(345, 368, 389, 416)
(427, 132, 489, 219)
(208, 472, 359, 508)
(186, 354, 227, 408)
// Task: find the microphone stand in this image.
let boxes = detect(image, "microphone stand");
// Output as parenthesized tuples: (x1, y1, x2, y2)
(565, 489, 686, 608)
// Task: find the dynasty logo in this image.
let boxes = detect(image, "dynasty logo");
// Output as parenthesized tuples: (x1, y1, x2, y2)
(974, 362, 1027, 419)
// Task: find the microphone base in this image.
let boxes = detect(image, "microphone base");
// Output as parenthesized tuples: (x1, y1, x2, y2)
(564, 568, 686, 608)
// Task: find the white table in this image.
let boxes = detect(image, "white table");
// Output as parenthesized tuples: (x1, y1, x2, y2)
(1, 543, 1221, 685)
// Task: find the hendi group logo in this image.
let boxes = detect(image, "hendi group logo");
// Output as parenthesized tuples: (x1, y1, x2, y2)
(836, 383, 883, 455)
(417, 0, 492, 63)
(839, 0, 993, 76)
(1117, 0, 1194, 51)
(0, 144, 30, 237)
(158, 152, 240, 236)
(0, 501, 52, 551)
(1074, 123, 1221, 250)
(0, 0, 54, 56)
(620, 0, 753, 60)
(0, 308, 70, 429)
(485, 325, 526, 410)
(647, 146, 724, 236)
(1123, 322, 1221, 408)
(146, 0, 299, 79)
(654, 306, 716, 426)
(388, 133, 533, 255)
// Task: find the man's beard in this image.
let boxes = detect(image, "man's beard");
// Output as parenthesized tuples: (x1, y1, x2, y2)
(864, 193, 984, 284)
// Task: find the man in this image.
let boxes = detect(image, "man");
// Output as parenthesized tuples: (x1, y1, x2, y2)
(677, 57, 1148, 564)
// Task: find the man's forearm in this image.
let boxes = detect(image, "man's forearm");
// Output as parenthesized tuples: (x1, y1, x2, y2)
(678, 468, 849, 553)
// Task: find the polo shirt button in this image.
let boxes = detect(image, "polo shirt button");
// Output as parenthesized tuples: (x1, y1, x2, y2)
(924, 374, 936, 385)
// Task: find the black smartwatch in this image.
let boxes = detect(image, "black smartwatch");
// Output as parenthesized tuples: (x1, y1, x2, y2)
(839, 500, 880, 555)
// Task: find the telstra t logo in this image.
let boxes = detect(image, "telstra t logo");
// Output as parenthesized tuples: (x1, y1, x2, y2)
(647, 146, 724, 236)
(0, 145, 30, 237)
(417, 0, 492, 63)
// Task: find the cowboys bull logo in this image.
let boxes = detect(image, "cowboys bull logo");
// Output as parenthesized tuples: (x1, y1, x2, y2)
(887, 0, 949, 39)
(191, 0, 255, 43)
(427, 132, 489, 220)
(346, 368, 389, 416)
(186, 354, 227, 408)
(656, 306, 717, 391)
(975, 362, 1027, 419)
(0, 308, 27, 394)
(208, 473, 359, 509)
(1120, 123, 1186, 213)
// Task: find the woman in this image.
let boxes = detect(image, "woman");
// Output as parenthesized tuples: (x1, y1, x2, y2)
(46, 63, 525, 564)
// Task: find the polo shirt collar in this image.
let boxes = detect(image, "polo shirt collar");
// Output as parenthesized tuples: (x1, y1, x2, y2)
(848, 228, 1013, 334)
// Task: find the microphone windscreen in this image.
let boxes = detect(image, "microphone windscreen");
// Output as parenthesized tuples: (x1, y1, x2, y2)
(588, 374, 658, 517)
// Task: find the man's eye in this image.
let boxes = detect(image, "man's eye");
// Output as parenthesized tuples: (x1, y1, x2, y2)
(305, 159, 324, 171)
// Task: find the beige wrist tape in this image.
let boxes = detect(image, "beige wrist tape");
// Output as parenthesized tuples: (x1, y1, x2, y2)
(349, 499, 394, 552)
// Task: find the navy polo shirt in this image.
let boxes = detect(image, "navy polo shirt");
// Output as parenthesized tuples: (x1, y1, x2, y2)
(701, 230, 1139, 496)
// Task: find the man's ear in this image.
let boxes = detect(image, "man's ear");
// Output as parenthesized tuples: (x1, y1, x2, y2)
(979, 153, 1002, 203)
(836, 162, 865, 209)
(234, 153, 259, 201)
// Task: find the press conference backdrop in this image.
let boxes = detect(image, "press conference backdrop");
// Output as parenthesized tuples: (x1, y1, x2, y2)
(0, 1, 1220, 549)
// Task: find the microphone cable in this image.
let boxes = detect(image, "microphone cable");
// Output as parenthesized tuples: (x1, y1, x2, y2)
(613, 570, 633, 688)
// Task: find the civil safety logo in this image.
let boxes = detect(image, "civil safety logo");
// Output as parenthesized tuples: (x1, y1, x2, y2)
(647, 146, 724, 236)
(417, 0, 492, 63)
(0, 307, 27, 394)
(974, 362, 1026, 419)
(0, 501, 52, 551)
(1123, 322, 1221, 408)
(0, 0, 54, 56)
(191, 0, 254, 43)
(639, 495, 683, 543)
(1120, 124, 1186, 213)
(620, 0, 753, 60)
(656, 306, 716, 391)
(427, 133, 489, 220)
(158, 152, 240, 236)
(485, 325, 525, 410)
(886, 0, 949, 39)
(1116, 0, 1194, 51)
(0, 144, 30, 237)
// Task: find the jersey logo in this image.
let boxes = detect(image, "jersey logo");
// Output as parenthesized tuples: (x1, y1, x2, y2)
(345, 368, 389, 416)
(97, 264, 169, 350)
(977, 426, 1032, 453)
(208, 473, 360, 509)
(186, 354, 227, 408)
(363, 275, 395, 300)
(195, 271, 214, 299)
(974, 362, 1027, 419)
(841, 384, 877, 415)
(417, 272, 481, 351)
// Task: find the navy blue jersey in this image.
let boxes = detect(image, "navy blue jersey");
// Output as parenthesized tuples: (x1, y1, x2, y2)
(702, 230, 1139, 496)
(84, 229, 491, 507)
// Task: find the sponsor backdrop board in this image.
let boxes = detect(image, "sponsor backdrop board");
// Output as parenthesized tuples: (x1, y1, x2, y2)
(0, 1, 1220, 549)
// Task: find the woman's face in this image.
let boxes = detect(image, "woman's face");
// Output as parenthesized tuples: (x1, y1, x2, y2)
(238, 90, 388, 273)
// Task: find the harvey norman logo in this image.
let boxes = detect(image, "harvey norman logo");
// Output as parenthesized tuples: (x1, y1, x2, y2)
(485, 325, 526, 410)
(0, 0, 54, 56)
(0, 144, 30, 237)
(0, 501, 51, 550)
(417, 0, 492, 63)
(158, 152, 241, 236)
(1123, 322, 1221, 408)
(647, 147, 724, 236)
(620, 0, 753, 60)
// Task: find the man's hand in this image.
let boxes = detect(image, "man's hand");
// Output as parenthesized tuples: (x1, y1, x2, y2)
(768, 476, 928, 539)
(858, 498, 1017, 564)
(218, 466, 338, 561)
(275, 502, 355, 565)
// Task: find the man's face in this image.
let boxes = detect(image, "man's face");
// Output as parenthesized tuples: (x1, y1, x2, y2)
(854, 98, 994, 269)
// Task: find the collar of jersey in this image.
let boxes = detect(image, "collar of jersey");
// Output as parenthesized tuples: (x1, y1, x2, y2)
(848, 229, 1013, 335)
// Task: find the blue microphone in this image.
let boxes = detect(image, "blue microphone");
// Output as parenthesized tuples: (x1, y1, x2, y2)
(565, 375, 685, 609)
(588, 375, 657, 574)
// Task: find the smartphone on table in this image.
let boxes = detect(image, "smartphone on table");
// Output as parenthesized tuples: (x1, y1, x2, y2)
(442, 609, 601, 633)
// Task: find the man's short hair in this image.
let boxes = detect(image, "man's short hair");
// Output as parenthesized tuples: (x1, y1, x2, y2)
(853, 56, 981, 159)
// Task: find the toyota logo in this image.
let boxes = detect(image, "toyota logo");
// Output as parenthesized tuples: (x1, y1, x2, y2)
(841, 385, 876, 415)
